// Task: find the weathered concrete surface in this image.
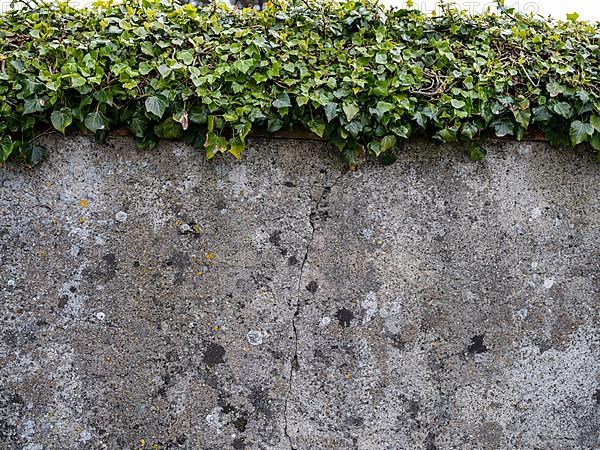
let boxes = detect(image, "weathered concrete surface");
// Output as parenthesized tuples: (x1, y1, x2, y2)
(0, 136, 598, 450)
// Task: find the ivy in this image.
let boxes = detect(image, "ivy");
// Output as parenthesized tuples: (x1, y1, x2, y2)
(0, 0, 598, 167)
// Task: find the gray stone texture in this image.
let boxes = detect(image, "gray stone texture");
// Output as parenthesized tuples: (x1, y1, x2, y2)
(0, 136, 598, 450)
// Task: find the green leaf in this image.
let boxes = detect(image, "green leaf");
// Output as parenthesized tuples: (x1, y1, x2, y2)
(513, 110, 531, 129)
(375, 53, 387, 64)
(569, 120, 593, 146)
(391, 124, 411, 139)
(492, 119, 514, 137)
(50, 109, 73, 133)
(342, 103, 360, 122)
(145, 95, 168, 118)
(229, 136, 245, 159)
(552, 102, 572, 119)
(0, 137, 14, 163)
(324, 102, 338, 122)
(380, 135, 397, 153)
(70, 74, 86, 88)
(296, 95, 308, 107)
(438, 128, 458, 142)
(272, 93, 292, 109)
(546, 82, 563, 97)
(450, 99, 466, 109)
(590, 115, 600, 132)
(94, 89, 114, 106)
(469, 143, 486, 161)
(234, 58, 253, 74)
(204, 132, 227, 160)
(84, 111, 106, 133)
(461, 122, 478, 139)
(176, 50, 194, 65)
(375, 101, 394, 117)
(129, 113, 148, 138)
(590, 134, 600, 151)
(566, 12, 579, 21)
(532, 106, 552, 123)
(189, 107, 208, 125)
(23, 143, 45, 165)
(155, 118, 183, 139)
(307, 120, 326, 138)
(23, 98, 44, 115)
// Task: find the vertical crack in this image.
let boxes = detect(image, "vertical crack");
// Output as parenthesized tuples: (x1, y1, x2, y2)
(283, 169, 345, 449)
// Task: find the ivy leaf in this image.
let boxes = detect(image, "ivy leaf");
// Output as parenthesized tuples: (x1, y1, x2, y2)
(461, 122, 478, 139)
(50, 109, 73, 133)
(176, 50, 194, 65)
(375, 53, 387, 64)
(492, 118, 514, 137)
(23, 98, 44, 115)
(590, 134, 600, 151)
(0, 137, 14, 163)
(324, 102, 338, 122)
(23, 143, 45, 165)
(342, 102, 359, 122)
(94, 89, 114, 106)
(391, 124, 411, 139)
(590, 115, 600, 132)
(569, 120, 593, 146)
(296, 95, 309, 107)
(128, 113, 148, 138)
(566, 12, 579, 21)
(204, 132, 227, 160)
(272, 93, 292, 109)
(546, 82, 563, 97)
(438, 128, 458, 142)
(234, 58, 253, 74)
(375, 101, 394, 117)
(450, 99, 466, 109)
(189, 107, 208, 125)
(552, 102, 572, 119)
(469, 143, 487, 161)
(155, 118, 183, 139)
(307, 120, 326, 138)
(145, 95, 168, 118)
(173, 111, 189, 131)
(84, 111, 106, 133)
(229, 136, 245, 159)
(70, 74, 86, 88)
(380, 135, 397, 153)
(513, 110, 531, 129)
(532, 106, 552, 123)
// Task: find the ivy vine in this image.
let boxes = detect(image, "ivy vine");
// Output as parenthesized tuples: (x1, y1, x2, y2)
(0, 0, 599, 167)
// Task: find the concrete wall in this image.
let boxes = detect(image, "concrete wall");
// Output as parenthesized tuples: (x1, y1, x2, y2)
(0, 136, 598, 450)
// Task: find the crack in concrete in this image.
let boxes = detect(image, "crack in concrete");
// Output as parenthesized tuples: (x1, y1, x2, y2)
(283, 168, 345, 450)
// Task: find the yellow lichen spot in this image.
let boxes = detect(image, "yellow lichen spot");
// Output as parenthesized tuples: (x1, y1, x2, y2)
(79, 198, 89, 208)
(376, 239, 383, 246)
(175, 219, 183, 226)
(344, 372, 351, 380)
(196, 271, 204, 276)
(47, 182, 53, 189)
(206, 252, 215, 260)
(38, 249, 46, 257)
(79, 217, 87, 224)
(212, 325, 219, 331)
(51, 217, 57, 225)
(139, 438, 146, 447)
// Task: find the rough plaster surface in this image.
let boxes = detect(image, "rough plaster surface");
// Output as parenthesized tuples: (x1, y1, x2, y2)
(0, 136, 598, 450)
